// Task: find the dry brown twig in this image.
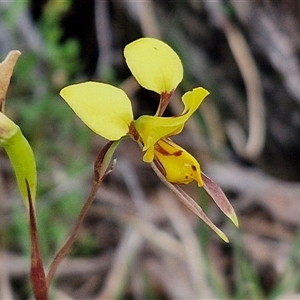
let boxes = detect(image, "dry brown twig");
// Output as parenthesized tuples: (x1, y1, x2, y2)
(223, 20, 266, 160)
(0, 251, 14, 299)
(94, 0, 113, 77)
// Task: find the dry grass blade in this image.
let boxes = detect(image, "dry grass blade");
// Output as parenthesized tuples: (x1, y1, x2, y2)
(224, 20, 266, 160)
(159, 190, 215, 299)
(95, 228, 143, 299)
(0, 251, 14, 299)
(89, 204, 184, 258)
(145, 255, 196, 299)
(125, 0, 160, 38)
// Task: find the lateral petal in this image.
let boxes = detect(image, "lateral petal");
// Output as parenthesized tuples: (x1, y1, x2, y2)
(60, 82, 134, 141)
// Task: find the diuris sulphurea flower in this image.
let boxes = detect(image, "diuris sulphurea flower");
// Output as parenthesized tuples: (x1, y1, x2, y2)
(60, 37, 238, 242)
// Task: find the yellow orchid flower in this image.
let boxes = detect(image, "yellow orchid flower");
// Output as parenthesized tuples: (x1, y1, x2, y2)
(60, 81, 207, 187)
(60, 37, 238, 241)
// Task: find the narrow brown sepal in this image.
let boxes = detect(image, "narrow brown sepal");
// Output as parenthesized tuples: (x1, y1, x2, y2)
(27, 180, 48, 300)
(202, 172, 239, 227)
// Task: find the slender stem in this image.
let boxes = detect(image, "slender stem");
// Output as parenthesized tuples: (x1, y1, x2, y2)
(46, 179, 101, 287)
(46, 140, 119, 287)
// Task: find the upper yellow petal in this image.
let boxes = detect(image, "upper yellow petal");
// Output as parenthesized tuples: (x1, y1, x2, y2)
(60, 82, 134, 140)
(124, 37, 183, 94)
(135, 87, 209, 150)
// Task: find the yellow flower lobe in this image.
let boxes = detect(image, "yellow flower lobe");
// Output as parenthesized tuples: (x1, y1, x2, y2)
(60, 82, 134, 141)
(124, 37, 183, 94)
(154, 139, 203, 186)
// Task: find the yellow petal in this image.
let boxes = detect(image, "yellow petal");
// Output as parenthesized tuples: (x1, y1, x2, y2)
(181, 87, 210, 115)
(135, 87, 209, 150)
(60, 82, 134, 140)
(143, 145, 155, 162)
(152, 139, 203, 186)
(124, 38, 183, 94)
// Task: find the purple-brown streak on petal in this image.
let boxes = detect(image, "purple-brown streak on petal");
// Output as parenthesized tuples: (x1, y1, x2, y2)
(155, 142, 182, 156)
